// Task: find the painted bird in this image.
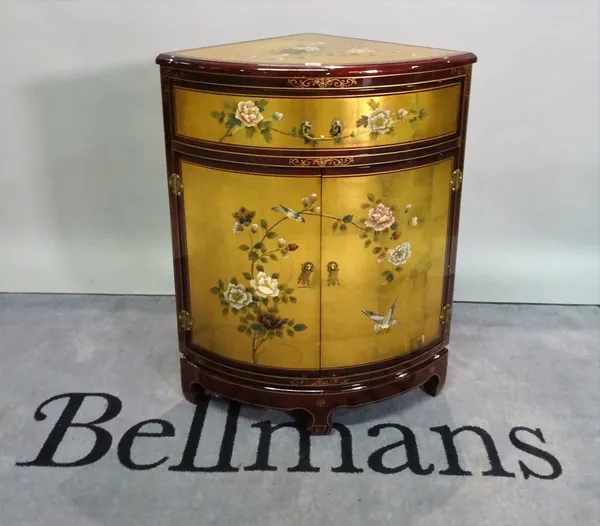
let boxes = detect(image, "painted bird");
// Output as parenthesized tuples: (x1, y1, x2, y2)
(271, 205, 305, 222)
(362, 298, 399, 333)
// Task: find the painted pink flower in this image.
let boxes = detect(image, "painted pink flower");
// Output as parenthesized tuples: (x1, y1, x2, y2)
(365, 203, 395, 231)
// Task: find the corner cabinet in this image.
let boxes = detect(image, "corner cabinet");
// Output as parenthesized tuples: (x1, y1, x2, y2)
(156, 33, 476, 434)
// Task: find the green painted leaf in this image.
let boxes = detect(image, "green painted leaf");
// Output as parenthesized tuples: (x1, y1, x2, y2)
(367, 98, 379, 111)
(285, 288, 294, 294)
(373, 246, 382, 254)
(237, 325, 247, 332)
(364, 239, 372, 248)
(231, 277, 238, 285)
(246, 328, 252, 335)
(287, 329, 295, 337)
(260, 245, 267, 254)
(210, 111, 222, 120)
(256, 264, 264, 272)
(243, 272, 252, 280)
(253, 242, 264, 249)
(339, 224, 347, 231)
(281, 296, 289, 304)
(245, 126, 256, 138)
(382, 270, 391, 276)
(289, 296, 297, 303)
(268, 307, 278, 314)
(220, 300, 229, 306)
(267, 331, 275, 339)
(287, 319, 295, 326)
(239, 244, 250, 251)
(225, 114, 242, 129)
(273, 297, 280, 304)
(386, 273, 394, 283)
(367, 193, 375, 202)
(261, 129, 273, 143)
(269, 254, 277, 260)
(232, 308, 239, 315)
(261, 298, 268, 305)
(248, 251, 259, 261)
(260, 219, 268, 229)
(332, 222, 339, 232)
(223, 101, 234, 111)
(254, 99, 268, 111)
(260, 257, 268, 263)
(275, 330, 283, 338)
(210, 287, 220, 294)
(343, 215, 353, 223)
(222, 307, 229, 315)
(218, 279, 225, 289)
(390, 223, 398, 231)
(250, 323, 263, 331)
(272, 273, 280, 279)
(369, 131, 380, 140)
(293, 324, 307, 332)
(266, 231, 277, 239)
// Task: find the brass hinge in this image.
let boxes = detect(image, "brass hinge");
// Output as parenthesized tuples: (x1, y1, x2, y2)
(451, 169, 463, 192)
(177, 310, 193, 331)
(169, 173, 183, 196)
(440, 304, 452, 325)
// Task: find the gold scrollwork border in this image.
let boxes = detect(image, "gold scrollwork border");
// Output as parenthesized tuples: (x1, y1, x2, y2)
(289, 157, 355, 168)
(287, 77, 358, 89)
(290, 377, 350, 386)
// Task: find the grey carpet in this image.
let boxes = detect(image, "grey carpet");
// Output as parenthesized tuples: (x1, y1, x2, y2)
(0, 294, 598, 526)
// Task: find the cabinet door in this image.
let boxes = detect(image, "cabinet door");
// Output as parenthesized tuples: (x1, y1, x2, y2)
(180, 158, 322, 370)
(319, 155, 456, 369)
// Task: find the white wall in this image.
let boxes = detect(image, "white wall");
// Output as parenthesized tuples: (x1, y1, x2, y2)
(1, 0, 599, 304)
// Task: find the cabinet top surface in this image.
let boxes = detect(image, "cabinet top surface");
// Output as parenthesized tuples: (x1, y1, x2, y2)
(157, 33, 475, 70)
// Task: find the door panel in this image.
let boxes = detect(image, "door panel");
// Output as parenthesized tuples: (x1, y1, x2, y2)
(320, 157, 454, 369)
(180, 160, 322, 369)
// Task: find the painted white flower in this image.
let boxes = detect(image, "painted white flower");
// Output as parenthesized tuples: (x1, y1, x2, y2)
(233, 222, 244, 234)
(301, 196, 310, 207)
(309, 193, 318, 202)
(224, 283, 253, 310)
(277, 237, 286, 248)
(313, 206, 321, 214)
(250, 223, 259, 233)
(272, 112, 283, 122)
(345, 47, 376, 55)
(365, 203, 395, 231)
(397, 108, 409, 120)
(235, 101, 264, 127)
(405, 203, 412, 212)
(250, 271, 280, 298)
(369, 109, 392, 134)
(293, 45, 320, 53)
(281, 250, 290, 259)
(388, 243, 411, 266)
(409, 216, 418, 226)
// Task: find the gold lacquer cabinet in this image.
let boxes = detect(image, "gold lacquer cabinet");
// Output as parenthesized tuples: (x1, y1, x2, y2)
(156, 33, 477, 434)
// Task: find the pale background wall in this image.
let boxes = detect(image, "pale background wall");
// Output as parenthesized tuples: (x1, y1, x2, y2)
(1, 0, 598, 304)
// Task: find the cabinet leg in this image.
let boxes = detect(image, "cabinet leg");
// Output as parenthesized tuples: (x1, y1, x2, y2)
(180, 356, 206, 404)
(420, 347, 448, 397)
(307, 405, 335, 435)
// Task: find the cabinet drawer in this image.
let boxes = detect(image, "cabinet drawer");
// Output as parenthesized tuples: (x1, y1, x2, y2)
(173, 83, 462, 151)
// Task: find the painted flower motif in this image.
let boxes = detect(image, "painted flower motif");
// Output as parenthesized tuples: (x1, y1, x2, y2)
(397, 108, 409, 120)
(292, 45, 321, 53)
(301, 196, 310, 207)
(345, 47, 376, 55)
(313, 206, 321, 214)
(251, 223, 259, 233)
(388, 242, 411, 266)
(233, 222, 244, 234)
(309, 193, 318, 203)
(232, 206, 255, 226)
(377, 252, 386, 263)
(250, 271, 280, 298)
(235, 101, 264, 127)
(224, 283, 253, 310)
(258, 313, 285, 330)
(272, 112, 283, 122)
(277, 237, 286, 248)
(365, 203, 395, 231)
(409, 216, 419, 226)
(369, 109, 392, 134)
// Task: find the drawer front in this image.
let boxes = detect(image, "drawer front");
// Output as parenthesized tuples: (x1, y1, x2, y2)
(174, 83, 461, 150)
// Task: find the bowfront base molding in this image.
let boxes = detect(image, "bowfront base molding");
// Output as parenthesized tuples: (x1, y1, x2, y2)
(180, 347, 448, 435)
